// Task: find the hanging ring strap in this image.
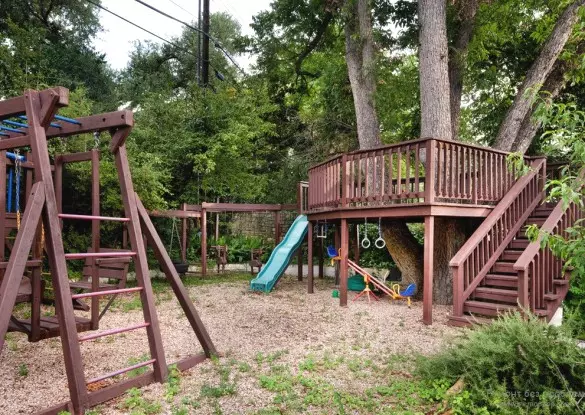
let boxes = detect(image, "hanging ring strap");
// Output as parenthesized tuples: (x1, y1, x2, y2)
(375, 217, 386, 249)
(93, 131, 101, 149)
(169, 218, 176, 255)
(361, 218, 371, 249)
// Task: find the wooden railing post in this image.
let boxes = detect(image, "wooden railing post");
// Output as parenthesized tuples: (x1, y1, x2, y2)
(424, 139, 436, 204)
(341, 154, 348, 208)
(517, 268, 529, 309)
(452, 265, 464, 317)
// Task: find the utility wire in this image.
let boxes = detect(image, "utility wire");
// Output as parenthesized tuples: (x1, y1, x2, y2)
(87, 0, 238, 87)
(133, 0, 245, 75)
(166, 0, 197, 19)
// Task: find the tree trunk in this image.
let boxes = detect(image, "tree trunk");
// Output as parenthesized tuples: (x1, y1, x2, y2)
(344, 0, 424, 288)
(494, 0, 585, 151)
(345, 0, 380, 150)
(419, 0, 452, 140)
(419, 0, 468, 305)
(448, 0, 480, 140)
(382, 221, 423, 296)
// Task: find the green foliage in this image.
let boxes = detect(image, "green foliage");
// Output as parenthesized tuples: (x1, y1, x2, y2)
(119, 388, 162, 415)
(416, 313, 585, 414)
(165, 364, 182, 402)
(17, 363, 28, 377)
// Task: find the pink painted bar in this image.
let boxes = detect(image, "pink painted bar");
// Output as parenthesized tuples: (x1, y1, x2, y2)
(58, 213, 130, 222)
(65, 251, 136, 260)
(71, 286, 143, 300)
(86, 359, 156, 385)
(79, 322, 150, 342)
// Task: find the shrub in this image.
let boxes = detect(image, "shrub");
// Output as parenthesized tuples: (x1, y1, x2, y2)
(415, 313, 585, 414)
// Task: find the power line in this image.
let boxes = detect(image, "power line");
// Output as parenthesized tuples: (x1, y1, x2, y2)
(165, 0, 197, 20)
(87, 0, 236, 87)
(133, 0, 245, 75)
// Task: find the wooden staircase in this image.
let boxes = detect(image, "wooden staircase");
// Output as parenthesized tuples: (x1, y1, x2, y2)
(449, 160, 577, 327)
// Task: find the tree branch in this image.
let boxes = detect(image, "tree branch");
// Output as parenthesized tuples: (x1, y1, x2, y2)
(294, 11, 335, 79)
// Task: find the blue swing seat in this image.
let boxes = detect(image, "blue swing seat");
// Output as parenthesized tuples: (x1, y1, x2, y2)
(326, 245, 338, 258)
(399, 283, 416, 297)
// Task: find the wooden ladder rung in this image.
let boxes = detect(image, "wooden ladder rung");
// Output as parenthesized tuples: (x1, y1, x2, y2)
(78, 322, 150, 342)
(58, 213, 130, 222)
(0, 259, 42, 269)
(71, 286, 142, 300)
(86, 358, 156, 385)
(65, 251, 136, 260)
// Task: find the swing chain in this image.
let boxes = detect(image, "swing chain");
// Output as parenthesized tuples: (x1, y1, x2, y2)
(93, 131, 100, 149)
(15, 150, 21, 229)
(361, 218, 370, 249)
(375, 217, 386, 249)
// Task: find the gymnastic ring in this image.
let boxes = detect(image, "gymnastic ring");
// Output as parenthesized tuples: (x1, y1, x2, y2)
(375, 237, 386, 249)
(361, 237, 371, 249)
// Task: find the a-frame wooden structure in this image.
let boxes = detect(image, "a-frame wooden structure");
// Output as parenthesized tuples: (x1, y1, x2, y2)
(0, 88, 216, 415)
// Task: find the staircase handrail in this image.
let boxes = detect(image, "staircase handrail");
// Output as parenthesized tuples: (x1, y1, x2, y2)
(449, 158, 546, 316)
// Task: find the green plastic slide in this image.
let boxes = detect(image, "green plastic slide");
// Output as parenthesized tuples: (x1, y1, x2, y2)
(250, 215, 308, 292)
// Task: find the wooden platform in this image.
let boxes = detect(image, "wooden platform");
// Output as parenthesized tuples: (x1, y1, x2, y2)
(8, 315, 92, 341)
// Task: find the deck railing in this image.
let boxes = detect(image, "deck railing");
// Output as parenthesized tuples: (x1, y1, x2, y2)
(449, 158, 546, 317)
(307, 138, 521, 212)
(514, 171, 584, 317)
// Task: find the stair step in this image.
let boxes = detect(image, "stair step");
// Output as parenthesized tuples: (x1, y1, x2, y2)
(491, 262, 515, 274)
(526, 218, 546, 226)
(532, 209, 554, 218)
(447, 315, 494, 327)
(501, 250, 522, 261)
(544, 293, 561, 301)
(463, 300, 517, 316)
(484, 274, 518, 288)
(510, 239, 530, 249)
(474, 287, 518, 303)
(553, 279, 569, 286)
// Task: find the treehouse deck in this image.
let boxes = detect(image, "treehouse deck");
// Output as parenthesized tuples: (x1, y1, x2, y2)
(301, 138, 574, 326)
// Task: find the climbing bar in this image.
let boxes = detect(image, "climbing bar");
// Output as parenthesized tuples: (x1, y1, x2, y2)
(58, 213, 130, 222)
(6, 152, 25, 161)
(0, 125, 26, 134)
(18, 115, 62, 129)
(71, 286, 143, 300)
(86, 359, 156, 385)
(4, 120, 28, 128)
(64, 251, 136, 260)
(54, 114, 82, 125)
(78, 322, 150, 342)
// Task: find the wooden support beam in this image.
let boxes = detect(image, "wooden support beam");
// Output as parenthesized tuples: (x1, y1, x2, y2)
(0, 95, 25, 119)
(0, 135, 31, 150)
(307, 222, 314, 294)
(0, 151, 6, 261)
(56, 151, 94, 164)
(423, 215, 435, 325)
(201, 208, 207, 276)
(149, 209, 201, 219)
(318, 237, 324, 279)
(90, 149, 100, 330)
(201, 202, 288, 212)
(0, 183, 44, 351)
(109, 126, 133, 153)
(25, 89, 89, 413)
(340, 218, 348, 306)
(136, 196, 217, 357)
(39, 88, 67, 128)
(114, 144, 168, 382)
(181, 203, 187, 264)
(44, 110, 133, 139)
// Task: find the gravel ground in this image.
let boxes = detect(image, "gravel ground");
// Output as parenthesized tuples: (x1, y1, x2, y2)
(0, 275, 461, 414)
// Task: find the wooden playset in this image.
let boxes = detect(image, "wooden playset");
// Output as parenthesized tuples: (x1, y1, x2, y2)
(0, 88, 216, 414)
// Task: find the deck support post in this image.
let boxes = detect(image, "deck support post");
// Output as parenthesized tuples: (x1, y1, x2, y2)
(201, 208, 207, 276)
(307, 221, 314, 293)
(423, 215, 435, 325)
(318, 236, 324, 279)
(181, 203, 187, 263)
(339, 218, 349, 306)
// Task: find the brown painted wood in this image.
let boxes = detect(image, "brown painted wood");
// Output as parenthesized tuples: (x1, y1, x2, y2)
(423, 215, 434, 325)
(318, 237, 324, 279)
(0, 183, 44, 350)
(201, 208, 207, 276)
(57, 151, 94, 164)
(90, 149, 100, 330)
(307, 221, 314, 294)
(114, 144, 168, 383)
(136, 195, 217, 357)
(0, 135, 31, 150)
(339, 218, 348, 306)
(0, 151, 6, 261)
(181, 203, 188, 263)
(25, 89, 90, 413)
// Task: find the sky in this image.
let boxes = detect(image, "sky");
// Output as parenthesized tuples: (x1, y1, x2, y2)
(93, 0, 272, 71)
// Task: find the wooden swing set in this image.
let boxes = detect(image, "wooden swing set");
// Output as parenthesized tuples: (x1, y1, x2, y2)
(0, 88, 216, 415)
